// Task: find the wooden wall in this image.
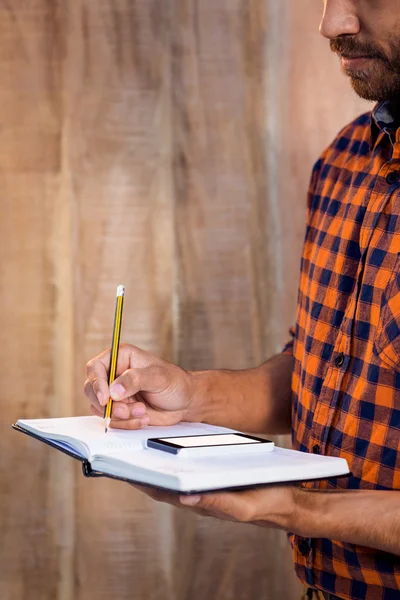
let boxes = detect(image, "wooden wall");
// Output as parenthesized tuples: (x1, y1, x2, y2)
(0, 2, 368, 599)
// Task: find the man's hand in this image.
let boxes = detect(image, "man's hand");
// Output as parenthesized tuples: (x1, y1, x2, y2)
(133, 484, 297, 529)
(84, 344, 196, 430)
(84, 345, 294, 434)
(131, 484, 400, 556)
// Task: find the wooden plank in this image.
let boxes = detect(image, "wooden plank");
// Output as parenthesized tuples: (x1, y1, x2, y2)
(0, 2, 69, 599)
(0, 175, 60, 600)
(171, 1, 301, 599)
(67, 2, 177, 599)
(172, 0, 272, 371)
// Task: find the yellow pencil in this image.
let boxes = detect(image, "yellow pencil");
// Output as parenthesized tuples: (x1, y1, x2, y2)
(104, 284, 125, 433)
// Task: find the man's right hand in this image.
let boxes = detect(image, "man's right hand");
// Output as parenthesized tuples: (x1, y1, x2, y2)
(84, 344, 196, 430)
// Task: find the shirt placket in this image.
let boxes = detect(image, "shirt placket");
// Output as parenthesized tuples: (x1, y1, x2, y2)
(309, 134, 400, 458)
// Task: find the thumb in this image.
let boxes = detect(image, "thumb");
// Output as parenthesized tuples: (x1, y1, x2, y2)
(109, 366, 166, 400)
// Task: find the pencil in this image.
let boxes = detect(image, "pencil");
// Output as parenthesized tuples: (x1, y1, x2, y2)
(104, 284, 125, 433)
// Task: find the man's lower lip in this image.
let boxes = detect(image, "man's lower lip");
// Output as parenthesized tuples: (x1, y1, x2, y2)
(341, 56, 375, 70)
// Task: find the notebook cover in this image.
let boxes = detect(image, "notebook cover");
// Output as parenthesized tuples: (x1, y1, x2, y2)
(12, 423, 351, 495)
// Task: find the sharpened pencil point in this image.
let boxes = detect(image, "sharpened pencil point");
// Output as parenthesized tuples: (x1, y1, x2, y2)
(104, 417, 111, 433)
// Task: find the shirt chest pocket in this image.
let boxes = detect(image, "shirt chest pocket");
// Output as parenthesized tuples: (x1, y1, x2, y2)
(374, 254, 400, 370)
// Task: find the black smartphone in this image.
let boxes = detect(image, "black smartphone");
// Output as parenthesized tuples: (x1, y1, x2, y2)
(145, 433, 274, 457)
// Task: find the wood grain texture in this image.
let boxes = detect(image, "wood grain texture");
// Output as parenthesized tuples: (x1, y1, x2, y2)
(0, 1, 368, 599)
(69, 3, 177, 599)
(265, 0, 369, 346)
(172, 0, 273, 371)
(0, 3, 65, 599)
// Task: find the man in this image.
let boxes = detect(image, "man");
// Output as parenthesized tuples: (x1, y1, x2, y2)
(85, 1, 400, 599)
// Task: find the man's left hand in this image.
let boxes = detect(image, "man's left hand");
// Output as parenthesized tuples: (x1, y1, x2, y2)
(133, 484, 298, 530)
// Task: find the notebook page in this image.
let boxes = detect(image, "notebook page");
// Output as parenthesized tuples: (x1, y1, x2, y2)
(17, 416, 234, 459)
(97, 445, 349, 492)
(105, 444, 332, 475)
(89, 421, 235, 457)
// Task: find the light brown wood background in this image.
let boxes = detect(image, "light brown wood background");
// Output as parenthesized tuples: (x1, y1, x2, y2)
(0, 2, 368, 599)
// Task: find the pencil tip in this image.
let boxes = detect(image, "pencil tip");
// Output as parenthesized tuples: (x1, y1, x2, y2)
(105, 427, 108, 434)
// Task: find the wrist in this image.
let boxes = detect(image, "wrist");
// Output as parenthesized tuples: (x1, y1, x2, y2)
(284, 487, 330, 538)
(252, 485, 300, 530)
(285, 486, 309, 533)
(182, 370, 212, 423)
(183, 368, 236, 425)
(274, 486, 314, 532)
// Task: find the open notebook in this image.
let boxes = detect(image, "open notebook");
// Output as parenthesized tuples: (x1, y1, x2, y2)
(13, 416, 350, 494)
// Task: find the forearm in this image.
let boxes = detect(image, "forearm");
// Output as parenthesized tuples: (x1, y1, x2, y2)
(185, 353, 293, 434)
(289, 488, 400, 555)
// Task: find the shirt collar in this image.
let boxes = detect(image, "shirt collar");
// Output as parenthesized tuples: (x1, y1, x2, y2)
(370, 100, 399, 150)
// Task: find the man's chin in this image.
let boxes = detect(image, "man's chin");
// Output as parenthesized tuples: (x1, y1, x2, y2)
(346, 72, 400, 103)
(349, 78, 382, 101)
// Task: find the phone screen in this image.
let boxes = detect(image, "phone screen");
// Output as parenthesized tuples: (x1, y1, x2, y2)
(158, 434, 263, 448)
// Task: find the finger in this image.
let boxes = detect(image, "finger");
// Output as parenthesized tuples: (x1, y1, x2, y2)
(109, 415, 150, 430)
(139, 405, 179, 426)
(91, 344, 164, 377)
(131, 484, 180, 506)
(111, 403, 130, 419)
(86, 356, 111, 406)
(84, 378, 136, 417)
(86, 382, 147, 422)
(84, 378, 105, 412)
(179, 492, 250, 520)
(90, 402, 139, 423)
(109, 366, 166, 401)
(112, 400, 147, 420)
(86, 345, 167, 405)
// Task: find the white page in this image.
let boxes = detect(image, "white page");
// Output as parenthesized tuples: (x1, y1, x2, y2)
(106, 444, 345, 476)
(93, 445, 349, 492)
(17, 416, 235, 459)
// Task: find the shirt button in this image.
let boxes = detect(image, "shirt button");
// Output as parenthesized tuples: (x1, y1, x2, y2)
(312, 444, 321, 455)
(298, 539, 310, 556)
(386, 171, 399, 184)
(335, 352, 345, 368)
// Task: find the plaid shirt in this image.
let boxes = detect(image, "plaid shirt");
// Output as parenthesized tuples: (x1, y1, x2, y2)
(285, 101, 400, 600)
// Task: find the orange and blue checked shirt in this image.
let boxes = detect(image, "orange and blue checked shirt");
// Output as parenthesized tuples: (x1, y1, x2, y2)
(285, 101, 400, 600)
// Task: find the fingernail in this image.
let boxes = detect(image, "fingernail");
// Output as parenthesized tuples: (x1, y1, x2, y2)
(140, 416, 150, 428)
(110, 383, 126, 400)
(132, 405, 146, 418)
(113, 406, 127, 419)
(180, 495, 201, 506)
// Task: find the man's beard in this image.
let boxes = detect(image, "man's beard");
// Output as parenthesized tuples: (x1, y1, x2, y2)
(331, 37, 400, 102)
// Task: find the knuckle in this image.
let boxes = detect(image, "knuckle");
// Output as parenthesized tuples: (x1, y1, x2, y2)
(83, 379, 91, 396)
(121, 368, 136, 386)
(89, 376, 100, 392)
(86, 359, 94, 373)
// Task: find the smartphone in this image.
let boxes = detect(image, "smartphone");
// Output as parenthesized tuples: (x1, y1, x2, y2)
(145, 433, 274, 458)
